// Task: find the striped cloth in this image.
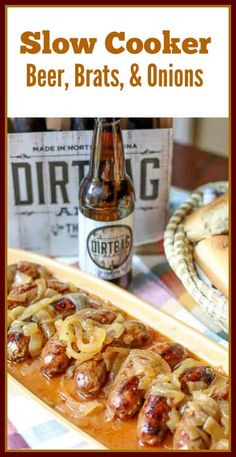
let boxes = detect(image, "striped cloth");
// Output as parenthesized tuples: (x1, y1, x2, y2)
(8, 187, 228, 450)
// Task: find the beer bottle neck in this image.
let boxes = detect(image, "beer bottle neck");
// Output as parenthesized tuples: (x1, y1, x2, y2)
(89, 118, 126, 181)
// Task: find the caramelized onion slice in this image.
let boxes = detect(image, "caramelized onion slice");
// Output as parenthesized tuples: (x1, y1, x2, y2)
(67, 344, 98, 362)
(167, 408, 181, 432)
(202, 374, 228, 398)
(103, 347, 130, 376)
(8, 306, 26, 329)
(12, 271, 32, 288)
(35, 278, 47, 301)
(66, 398, 103, 417)
(23, 322, 39, 336)
(211, 439, 229, 450)
(187, 381, 208, 393)
(130, 349, 171, 382)
(220, 400, 229, 434)
(32, 307, 57, 339)
(7, 293, 27, 303)
(56, 314, 80, 343)
(76, 327, 106, 353)
(189, 393, 221, 423)
(20, 295, 62, 321)
(56, 314, 107, 359)
(28, 332, 44, 357)
(203, 416, 225, 446)
(58, 377, 103, 418)
(150, 381, 185, 406)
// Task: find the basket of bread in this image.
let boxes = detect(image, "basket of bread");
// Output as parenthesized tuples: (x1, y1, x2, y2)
(164, 182, 228, 333)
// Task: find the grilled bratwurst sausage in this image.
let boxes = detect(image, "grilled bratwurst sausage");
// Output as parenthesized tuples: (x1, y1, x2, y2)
(108, 373, 143, 420)
(74, 319, 150, 398)
(107, 349, 169, 420)
(137, 342, 188, 445)
(8, 279, 79, 310)
(51, 296, 78, 318)
(8, 283, 39, 310)
(78, 312, 150, 348)
(107, 353, 144, 420)
(174, 423, 210, 450)
(79, 308, 118, 324)
(74, 357, 108, 398)
(7, 331, 30, 362)
(50, 293, 93, 318)
(173, 394, 220, 450)
(179, 366, 215, 394)
(137, 363, 215, 446)
(137, 395, 171, 446)
(150, 342, 188, 370)
(46, 279, 78, 295)
(7, 326, 44, 362)
(8, 261, 52, 292)
(10, 261, 51, 281)
(40, 335, 70, 377)
(116, 320, 151, 349)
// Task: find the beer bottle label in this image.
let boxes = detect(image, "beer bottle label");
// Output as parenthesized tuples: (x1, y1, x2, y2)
(78, 212, 134, 280)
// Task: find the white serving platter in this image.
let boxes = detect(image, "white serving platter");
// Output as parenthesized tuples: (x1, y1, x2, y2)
(7, 248, 228, 450)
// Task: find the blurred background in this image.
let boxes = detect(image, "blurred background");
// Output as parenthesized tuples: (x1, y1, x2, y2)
(174, 118, 228, 157)
(8, 118, 229, 157)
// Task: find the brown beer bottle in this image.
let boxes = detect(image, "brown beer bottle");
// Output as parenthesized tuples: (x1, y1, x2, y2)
(79, 118, 135, 289)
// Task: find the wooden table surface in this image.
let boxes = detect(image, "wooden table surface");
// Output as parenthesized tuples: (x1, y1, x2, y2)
(172, 143, 228, 190)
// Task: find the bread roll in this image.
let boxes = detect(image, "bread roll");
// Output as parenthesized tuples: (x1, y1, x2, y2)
(184, 193, 228, 242)
(193, 235, 228, 298)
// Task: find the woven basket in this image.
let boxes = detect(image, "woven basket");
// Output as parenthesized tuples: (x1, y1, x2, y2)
(164, 182, 228, 333)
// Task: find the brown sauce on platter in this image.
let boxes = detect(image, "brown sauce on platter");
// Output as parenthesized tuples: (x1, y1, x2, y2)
(9, 340, 173, 451)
